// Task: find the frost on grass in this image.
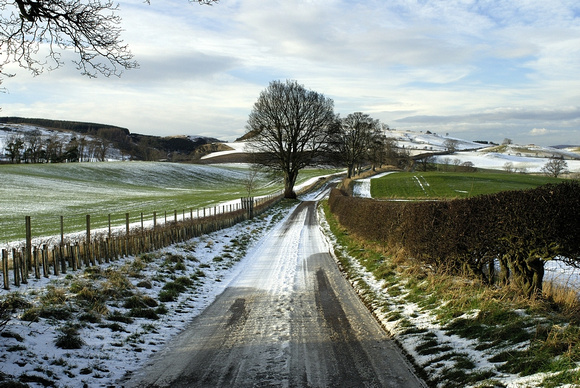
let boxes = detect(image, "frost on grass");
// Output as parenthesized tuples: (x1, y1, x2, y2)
(317, 203, 577, 388)
(0, 204, 289, 387)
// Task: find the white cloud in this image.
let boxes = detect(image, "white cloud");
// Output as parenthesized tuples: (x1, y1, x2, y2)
(530, 128, 549, 136)
(1, 0, 579, 146)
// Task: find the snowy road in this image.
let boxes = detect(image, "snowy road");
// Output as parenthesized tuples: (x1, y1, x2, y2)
(125, 200, 425, 388)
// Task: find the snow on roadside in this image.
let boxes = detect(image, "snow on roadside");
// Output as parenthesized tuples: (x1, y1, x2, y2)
(316, 202, 569, 388)
(0, 176, 334, 388)
(0, 202, 298, 387)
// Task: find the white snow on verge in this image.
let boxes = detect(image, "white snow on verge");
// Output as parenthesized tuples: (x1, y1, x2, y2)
(0, 201, 299, 387)
(0, 177, 335, 387)
(316, 203, 580, 387)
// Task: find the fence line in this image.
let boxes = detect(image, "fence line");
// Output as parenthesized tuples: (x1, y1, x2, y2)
(1, 194, 282, 290)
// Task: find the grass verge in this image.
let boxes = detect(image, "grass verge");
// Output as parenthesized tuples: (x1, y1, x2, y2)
(320, 199, 580, 387)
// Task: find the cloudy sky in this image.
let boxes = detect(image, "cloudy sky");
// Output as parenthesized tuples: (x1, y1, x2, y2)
(1, 0, 580, 146)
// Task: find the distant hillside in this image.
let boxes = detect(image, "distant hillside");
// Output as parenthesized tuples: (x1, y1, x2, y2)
(0, 117, 130, 135)
(0, 117, 222, 162)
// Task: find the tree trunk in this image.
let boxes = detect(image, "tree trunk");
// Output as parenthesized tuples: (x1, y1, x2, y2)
(284, 170, 299, 199)
(498, 255, 510, 286)
(347, 164, 354, 179)
(510, 255, 545, 298)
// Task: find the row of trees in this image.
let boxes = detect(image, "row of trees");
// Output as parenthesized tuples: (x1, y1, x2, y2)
(3, 131, 109, 163)
(246, 80, 410, 198)
(246, 80, 576, 198)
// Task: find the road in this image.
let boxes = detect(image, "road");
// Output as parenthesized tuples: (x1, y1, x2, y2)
(125, 199, 425, 388)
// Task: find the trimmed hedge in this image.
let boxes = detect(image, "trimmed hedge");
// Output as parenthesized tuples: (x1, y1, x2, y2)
(328, 181, 580, 297)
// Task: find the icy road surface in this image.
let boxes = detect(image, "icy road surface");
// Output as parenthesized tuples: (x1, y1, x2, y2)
(126, 200, 425, 388)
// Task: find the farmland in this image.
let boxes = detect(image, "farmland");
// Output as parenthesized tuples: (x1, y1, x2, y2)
(0, 162, 336, 242)
(370, 171, 564, 199)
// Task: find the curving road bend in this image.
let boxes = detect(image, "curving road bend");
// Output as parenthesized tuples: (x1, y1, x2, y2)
(125, 200, 425, 388)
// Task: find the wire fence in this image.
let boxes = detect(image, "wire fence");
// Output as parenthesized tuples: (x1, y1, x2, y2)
(1, 194, 282, 290)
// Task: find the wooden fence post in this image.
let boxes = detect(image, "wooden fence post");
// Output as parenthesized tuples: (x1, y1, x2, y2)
(12, 248, 20, 287)
(2, 249, 9, 290)
(153, 212, 157, 229)
(60, 243, 66, 274)
(126, 213, 130, 235)
(52, 247, 59, 276)
(33, 247, 40, 279)
(86, 215, 92, 266)
(42, 245, 49, 277)
(25, 216, 32, 277)
(60, 215, 64, 247)
(70, 243, 78, 271)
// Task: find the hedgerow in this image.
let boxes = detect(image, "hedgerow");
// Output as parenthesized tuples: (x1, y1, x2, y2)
(328, 180, 580, 297)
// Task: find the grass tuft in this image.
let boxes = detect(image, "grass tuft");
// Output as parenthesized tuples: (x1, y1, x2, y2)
(55, 323, 84, 349)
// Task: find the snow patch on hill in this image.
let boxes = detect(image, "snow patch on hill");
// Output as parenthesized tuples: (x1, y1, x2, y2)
(202, 129, 580, 173)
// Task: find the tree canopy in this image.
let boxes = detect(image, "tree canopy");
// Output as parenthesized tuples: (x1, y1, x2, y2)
(246, 79, 337, 199)
(332, 112, 381, 178)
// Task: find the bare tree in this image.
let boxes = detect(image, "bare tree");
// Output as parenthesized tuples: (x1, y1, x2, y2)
(333, 112, 381, 178)
(415, 154, 435, 172)
(77, 136, 87, 162)
(503, 162, 514, 173)
(91, 138, 109, 161)
(246, 80, 337, 199)
(23, 129, 42, 163)
(0, 0, 217, 83)
(367, 133, 388, 171)
(541, 156, 568, 178)
(443, 138, 459, 153)
(244, 161, 262, 198)
(5, 134, 24, 163)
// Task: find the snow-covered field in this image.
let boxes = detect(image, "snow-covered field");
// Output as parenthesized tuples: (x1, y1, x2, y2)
(438, 149, 580, 174)
(203, 128, 580, 175)
(0, 160, 286, 246)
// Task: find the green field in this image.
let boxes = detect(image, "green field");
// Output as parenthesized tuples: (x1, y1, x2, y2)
(0, 162, 337, 242)
(370, 172, 565, 199)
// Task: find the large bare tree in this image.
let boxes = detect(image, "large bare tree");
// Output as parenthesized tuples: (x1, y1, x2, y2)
(246, 79, 337, 199)
(541, 156, 568, 178)
(333, 112, 381, 178)
(0, 0, 217, 81)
